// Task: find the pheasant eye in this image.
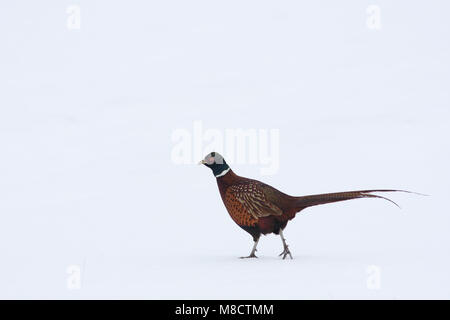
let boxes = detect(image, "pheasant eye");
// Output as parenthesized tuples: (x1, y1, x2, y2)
(207, 156, 215, 164)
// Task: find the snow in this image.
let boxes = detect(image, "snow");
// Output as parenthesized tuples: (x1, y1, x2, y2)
(0, 1, 449, 299)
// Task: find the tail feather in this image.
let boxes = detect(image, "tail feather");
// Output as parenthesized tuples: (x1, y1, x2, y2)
(293, 189, 415, 211)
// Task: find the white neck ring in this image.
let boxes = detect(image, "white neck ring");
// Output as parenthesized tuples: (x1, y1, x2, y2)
(215, 167, 230, 178)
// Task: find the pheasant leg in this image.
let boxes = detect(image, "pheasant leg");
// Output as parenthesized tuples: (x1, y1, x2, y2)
(240, 236, 260, 259)
(278, 228, 293, 259)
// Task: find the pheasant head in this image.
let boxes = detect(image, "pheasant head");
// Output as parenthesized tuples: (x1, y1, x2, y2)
(199, 152, 230, 178)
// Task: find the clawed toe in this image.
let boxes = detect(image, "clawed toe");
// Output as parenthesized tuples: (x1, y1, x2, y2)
(278, 247, 293, 259)
(240, 254, 258, 259)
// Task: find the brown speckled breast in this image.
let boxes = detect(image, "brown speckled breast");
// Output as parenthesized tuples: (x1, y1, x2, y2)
(223, 188, 259, 227)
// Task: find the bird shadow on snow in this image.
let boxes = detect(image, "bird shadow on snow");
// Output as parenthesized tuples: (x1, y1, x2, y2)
(179, 252, 376, 266)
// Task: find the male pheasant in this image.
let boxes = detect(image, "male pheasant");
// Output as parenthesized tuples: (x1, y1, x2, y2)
(200, 152, 409, 259)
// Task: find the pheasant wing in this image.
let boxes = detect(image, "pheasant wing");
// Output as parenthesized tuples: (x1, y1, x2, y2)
(230, 183, 283, 219)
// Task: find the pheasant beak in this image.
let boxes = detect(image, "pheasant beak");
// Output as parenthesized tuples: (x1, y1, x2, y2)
(198, 160, 206, 165)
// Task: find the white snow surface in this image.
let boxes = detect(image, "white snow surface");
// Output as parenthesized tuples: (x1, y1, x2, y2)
(0, 1, 449, 299)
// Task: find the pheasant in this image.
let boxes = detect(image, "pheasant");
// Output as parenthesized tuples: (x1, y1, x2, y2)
(199, 152, 410, 259)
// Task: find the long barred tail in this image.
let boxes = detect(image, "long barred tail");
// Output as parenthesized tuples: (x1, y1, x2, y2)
(294, 189, 417, 211)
